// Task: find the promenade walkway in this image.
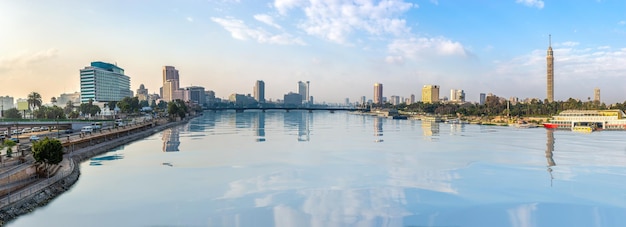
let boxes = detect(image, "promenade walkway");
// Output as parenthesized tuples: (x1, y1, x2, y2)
(0, 118, 170, 209)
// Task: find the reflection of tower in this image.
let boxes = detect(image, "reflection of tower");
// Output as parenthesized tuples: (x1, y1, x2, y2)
(162, 128, 180, 152)
(546, 129, 556, 185)
(421, 121, 440, 137)
(255, 112, 266, 142)
(374, 117, 383, 142)
(547, 35, 554, 102)
(298, 112, 310, 142)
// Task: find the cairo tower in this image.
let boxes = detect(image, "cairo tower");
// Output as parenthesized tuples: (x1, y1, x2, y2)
(547, 35, 554, 102)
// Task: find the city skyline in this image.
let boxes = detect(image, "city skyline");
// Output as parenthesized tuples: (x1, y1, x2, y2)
(1, 1, 626, 104)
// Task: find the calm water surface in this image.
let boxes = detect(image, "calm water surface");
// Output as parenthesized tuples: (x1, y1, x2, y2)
(9, 111, 626, 227)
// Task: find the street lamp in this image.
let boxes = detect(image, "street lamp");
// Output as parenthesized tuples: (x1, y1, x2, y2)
(56, 116, 59, 138)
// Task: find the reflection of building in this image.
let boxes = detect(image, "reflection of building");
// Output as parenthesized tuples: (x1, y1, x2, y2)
(421, 85, 440, 104)
(162, 128, 181, 152)
(373, 83, 383, 104)
(80, 61, 132, 103)
(421, 120, 439, 137)
(546, 129, 555, 185)
(255, 112, 265, 142)
(374, 117, 383, 142)
(298, 112, 311, 142)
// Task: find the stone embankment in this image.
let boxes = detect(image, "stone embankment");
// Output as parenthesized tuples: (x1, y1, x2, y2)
(0, 117, 193, 225)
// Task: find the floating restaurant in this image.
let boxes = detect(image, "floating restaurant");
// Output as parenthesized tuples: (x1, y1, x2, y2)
(543, 109, 626, 130)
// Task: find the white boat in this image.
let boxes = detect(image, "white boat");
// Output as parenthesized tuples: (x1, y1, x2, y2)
(546, 109, 626, 130)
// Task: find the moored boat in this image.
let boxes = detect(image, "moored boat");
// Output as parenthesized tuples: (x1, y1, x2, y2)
(544, 109, 626, 130)
(572, 125, 594, 133)
(542, 123, 558, 129)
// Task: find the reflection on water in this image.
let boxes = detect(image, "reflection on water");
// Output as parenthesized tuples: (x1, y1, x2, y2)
(11, 112, 626, 227)
(162, 128, 180, 152)
(374, 117, 383, 142)
(255, 112, 265, 142)
(546, 129, 556, 186)
(421, 120, 439, 137)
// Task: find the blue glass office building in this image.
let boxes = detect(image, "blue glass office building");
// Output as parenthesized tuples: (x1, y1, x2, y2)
(80, 61, 132, 103)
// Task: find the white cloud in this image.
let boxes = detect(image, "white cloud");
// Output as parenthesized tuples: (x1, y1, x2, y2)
(386, 37, 468, 61)
(211, 17, 306, 45)
(515, 0, 544, 9)
(254, 14, 282, 29)
(0, 49, 59, 72)
(186, 17, 194, 22)
(560, 41, 579, 47)
(385, 55, 404, 65)
(275, 0, 415, 44)
(619, 21, 626, 25)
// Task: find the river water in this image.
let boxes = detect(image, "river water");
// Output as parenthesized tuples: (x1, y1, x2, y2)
(8, 111, 626, 227)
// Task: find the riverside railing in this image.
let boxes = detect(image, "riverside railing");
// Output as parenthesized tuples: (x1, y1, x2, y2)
(0, 159, 74, 209)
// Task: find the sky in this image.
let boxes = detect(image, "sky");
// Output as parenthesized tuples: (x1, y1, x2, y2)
(1, 0, 625, 104)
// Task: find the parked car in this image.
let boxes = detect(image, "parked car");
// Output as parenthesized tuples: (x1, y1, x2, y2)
(21, 128, 31, 133)
(31, 127, 41, 132)
(11, 129, 20, 135)
(0, 134, 5, 141)
(9, 137, 19, 143)
(40, 126, 50, 131)
(29, 135, 40, 142)
(64, 129, 73, 134)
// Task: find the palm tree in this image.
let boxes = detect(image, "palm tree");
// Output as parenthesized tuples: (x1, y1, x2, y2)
(27, 92, 43, 112)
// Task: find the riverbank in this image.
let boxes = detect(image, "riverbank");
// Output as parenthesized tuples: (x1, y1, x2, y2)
(0, 116, 195, 225)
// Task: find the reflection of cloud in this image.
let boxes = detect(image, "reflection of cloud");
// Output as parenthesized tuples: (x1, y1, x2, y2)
(507, 203, 537, 227)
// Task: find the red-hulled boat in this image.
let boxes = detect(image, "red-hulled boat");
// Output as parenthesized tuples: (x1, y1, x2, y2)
(542, 123, 558, 129)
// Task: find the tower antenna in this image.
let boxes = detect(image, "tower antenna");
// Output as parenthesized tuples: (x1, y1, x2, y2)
(549, 34, 551, 47)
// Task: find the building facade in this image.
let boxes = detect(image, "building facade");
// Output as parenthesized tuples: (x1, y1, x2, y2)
(479, 93, 486, 105)
(373, 83, 383, 104)
(254, 80, 265, 103)
(80, 61, 132, 103)
(56, 92, 80, 106)
(136, 84, 149, 101)
(162, 66, 182, 102)
(298, 81, 310, 104)
(450, 89, 465, 103)
(184, 86, 206, 105)
(547, 35, 554, 102)
(284, 92, 303, 107)
(421, 85, 440, 104)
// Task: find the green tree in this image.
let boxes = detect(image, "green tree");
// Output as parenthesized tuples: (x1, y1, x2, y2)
(32, 137, 64, 177)
(27, 92, 43, 112)
(3, 139, 16, 158)
(64, 101, 75, 114)
(3, 108, 22, 119)
(79, 99, 101, 117)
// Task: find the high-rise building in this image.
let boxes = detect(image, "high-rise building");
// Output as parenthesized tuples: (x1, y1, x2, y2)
(421, 85, 440, 104)
(80, 61, 132, 103)
(284, 92, 302, 107)
(373, 83, 383, 104)
(0, 96, 14, 117)
(547, 35, 554, 102)
(360, 96, 366, 105)
(298, 81, 310, 104)
(410, 94, 415, 104)
(136, 84, 149, 101)
(594, 88, 600, 103)
(184, 86, 206, 105)
(254, 80, 265, 103)
(162, 66, 182, 102)
(479, 93, 486, 105)
(205, 90, 216, 105)
(450, 89, 465, 103)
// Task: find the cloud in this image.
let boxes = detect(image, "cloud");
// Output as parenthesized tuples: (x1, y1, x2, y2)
(515, 0, 544, 9)
(386, 37, 468, 61)
(254, 14, 282, 29)
(619, 21, 626, 25)
(0, 49, 59, 72)
(186, 17, 194, 22)
(385, 55, 405, 65)
(559, 41, 579, 47)
(276, 0, 415, 44)
(211, 17, 306, 45)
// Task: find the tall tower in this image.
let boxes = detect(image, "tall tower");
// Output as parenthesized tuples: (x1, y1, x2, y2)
(298, 81, 310, 104)
(547, 35, 554, 102)
(594, 87, 600, 103)
(373, 83, 383, 104)
(254, 80, 265, 103)
(421, 85, 440, 104)
(162, 66, 181, 102)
